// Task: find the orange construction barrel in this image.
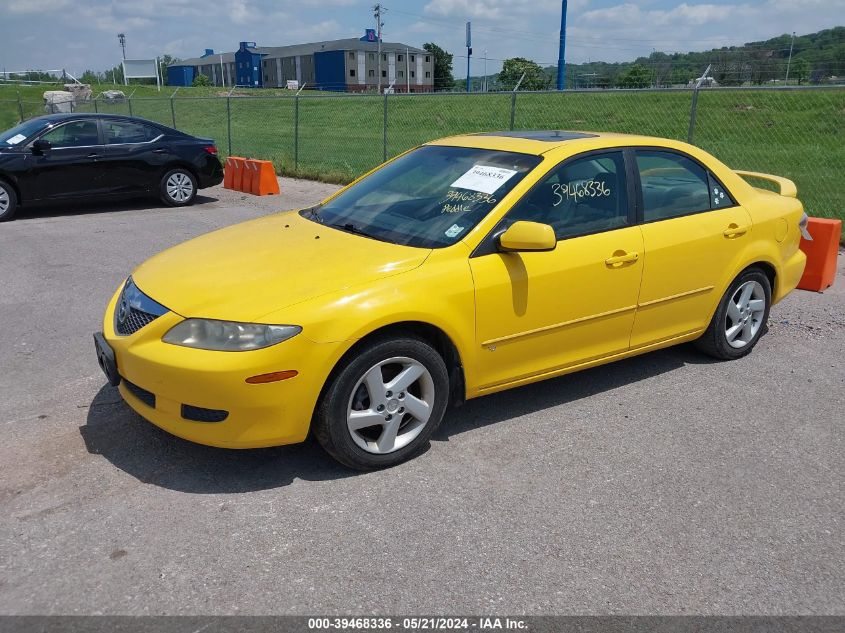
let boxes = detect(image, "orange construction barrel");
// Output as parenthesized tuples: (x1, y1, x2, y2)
(797, 217, 841, 292)
(249, 160, 280, 196)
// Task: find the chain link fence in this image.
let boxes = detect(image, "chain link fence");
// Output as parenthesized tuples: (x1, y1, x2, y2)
(3, 86, 843, 223)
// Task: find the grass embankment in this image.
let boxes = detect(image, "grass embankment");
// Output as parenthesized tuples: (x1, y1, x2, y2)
(2, 84, 842, 236)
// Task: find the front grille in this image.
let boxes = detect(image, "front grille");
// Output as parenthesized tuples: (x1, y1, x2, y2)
(181, 404, 229, 423)
(115, 307, 160, 336)
(123, 379, 156, 408)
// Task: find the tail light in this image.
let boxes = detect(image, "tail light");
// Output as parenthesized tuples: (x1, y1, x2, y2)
(203, 146, 218, 155)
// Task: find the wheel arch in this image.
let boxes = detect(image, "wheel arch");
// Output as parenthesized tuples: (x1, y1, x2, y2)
(159, 161, 200, 183)
(318, 321, 467, 413)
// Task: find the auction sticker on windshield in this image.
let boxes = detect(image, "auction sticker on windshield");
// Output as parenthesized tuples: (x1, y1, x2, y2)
(451, 165, 518, 195)
(6, 134, 26, 145)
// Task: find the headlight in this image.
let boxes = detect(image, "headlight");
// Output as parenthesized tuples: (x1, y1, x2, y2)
(162, 319, 302, 351)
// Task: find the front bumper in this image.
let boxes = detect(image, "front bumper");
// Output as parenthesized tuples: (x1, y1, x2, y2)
(98, 285, 343, 449)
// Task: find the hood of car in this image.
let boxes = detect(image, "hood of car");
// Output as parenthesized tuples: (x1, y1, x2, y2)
(131, 210, 431, 322)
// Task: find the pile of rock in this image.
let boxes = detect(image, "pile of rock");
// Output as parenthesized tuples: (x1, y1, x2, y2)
(42, 84, 93, 114)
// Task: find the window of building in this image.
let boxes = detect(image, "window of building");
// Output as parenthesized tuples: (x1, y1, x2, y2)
(350, 69, 356, 77)
(397, 54, 403, 62)
(398, 70, 404, 78)
(504, 151, 629, 240)
(382, 53, 387, 61)
(411, 55, 415, 62)
(425, 71, 431, 78)
(411, 71, 415, 78)
(369, 69, 375, 77)
(635, 150, 712, 221)
(382, 70, 387, 77)
(349, 51, 355, 60)
(425, 55, 430, 63)
(369, 53, 374, 61)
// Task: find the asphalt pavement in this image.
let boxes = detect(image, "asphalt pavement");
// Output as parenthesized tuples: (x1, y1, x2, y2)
(0, 180, 842, 615)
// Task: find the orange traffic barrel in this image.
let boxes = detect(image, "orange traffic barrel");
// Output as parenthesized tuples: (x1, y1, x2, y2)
(249, 159, 280, 196)
(797, 217, 841, 292)
(223, 156, 245, 190)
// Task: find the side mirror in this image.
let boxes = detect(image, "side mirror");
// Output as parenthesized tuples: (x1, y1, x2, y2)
(497, 221, 557, 253)
(31, 139, 51, 155)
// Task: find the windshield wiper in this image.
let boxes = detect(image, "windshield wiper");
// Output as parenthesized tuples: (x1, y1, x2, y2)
(300, 205, 324, 223)
(330, 222, 376, 239)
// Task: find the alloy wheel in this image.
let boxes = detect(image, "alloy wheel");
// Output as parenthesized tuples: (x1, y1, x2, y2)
(725, 280, 766, 348)
(166, 172, 194, 203)
(346, 356, 435, 454)
(0, 187, 9, 214)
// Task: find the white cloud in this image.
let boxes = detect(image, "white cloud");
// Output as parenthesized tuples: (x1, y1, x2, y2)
(6, 0, 70, 13)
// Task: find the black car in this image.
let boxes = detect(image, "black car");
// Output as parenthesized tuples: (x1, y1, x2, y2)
(0, 113, 224, 221)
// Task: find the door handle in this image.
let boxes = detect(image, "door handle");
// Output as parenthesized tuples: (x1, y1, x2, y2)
(723, 224, 749, 238)
(605, 251, 640, 267)
(87, 153, 100, 158)
(152, 148, 169, 154)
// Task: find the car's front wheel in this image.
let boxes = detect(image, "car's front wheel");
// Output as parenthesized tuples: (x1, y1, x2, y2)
(695, 267, 772, 360)
(314, 336, 450, 470)
(160, 168, 197, 207)
(0, 180, 18, 222)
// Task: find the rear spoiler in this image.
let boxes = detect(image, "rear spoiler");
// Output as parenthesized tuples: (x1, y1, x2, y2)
(734, 170, 797, 198)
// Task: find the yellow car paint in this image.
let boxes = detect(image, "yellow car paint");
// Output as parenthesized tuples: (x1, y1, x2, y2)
(101, 131, 806, 449)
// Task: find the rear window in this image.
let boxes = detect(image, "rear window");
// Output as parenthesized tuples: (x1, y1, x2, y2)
(636, 150, 711, 221)
(103, 120, 161, 144)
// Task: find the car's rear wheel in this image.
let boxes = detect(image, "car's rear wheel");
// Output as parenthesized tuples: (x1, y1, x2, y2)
(0, 180, 18, 222)
(695, 267, 771, 360)
(160, 168, 197, 207)
(314, 336, 450, 470)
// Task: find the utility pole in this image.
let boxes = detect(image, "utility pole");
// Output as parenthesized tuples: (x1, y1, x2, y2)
(374, 4, 385, 93)
(556, 1, 567, 90)
(483, 49, 487, 92)
(406, 46, 410, 93)
(785, 31, 796, 83)
(465, 21, 472, 93)
(118, 33, 126, 59)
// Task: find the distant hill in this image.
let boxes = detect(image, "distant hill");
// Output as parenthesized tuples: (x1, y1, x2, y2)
(534, 26, 845, 89)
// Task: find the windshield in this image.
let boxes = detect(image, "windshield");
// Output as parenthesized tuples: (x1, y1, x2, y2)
(0, 118, 49, 146)
(302, 145, 542, 248)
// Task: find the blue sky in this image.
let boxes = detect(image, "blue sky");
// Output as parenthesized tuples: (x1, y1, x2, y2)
(1, 0, 842, 76)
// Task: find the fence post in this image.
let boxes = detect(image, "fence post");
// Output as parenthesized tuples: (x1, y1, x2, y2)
(294, 95, 299, 172)
(170, 97, 176, 128)
(687, 64, 711, 144)
(226, 97, 232, 156)
(510, 92, 517, 131)
(17, 92, 24, 121)
(383, 91, 388, 163)
(128, 97, 133, 117)
(687, 87, 700, 144)
(93, 97, 98, 113)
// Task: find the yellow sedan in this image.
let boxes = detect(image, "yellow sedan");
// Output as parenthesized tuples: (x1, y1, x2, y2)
(94, 130, 807, 469)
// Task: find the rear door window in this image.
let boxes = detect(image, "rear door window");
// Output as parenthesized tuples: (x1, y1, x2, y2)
(103, 120, 161, 144)
(636, 150, 713, 221)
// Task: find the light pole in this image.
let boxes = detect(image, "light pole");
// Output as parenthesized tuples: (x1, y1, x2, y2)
(465, 22, 471, 93)
(483, 49, 487, 92)
(374, 4, 384, 93)
(785, 31, 796, 83)
(118, 33, 126, 59)
(556, 1, 567, 90)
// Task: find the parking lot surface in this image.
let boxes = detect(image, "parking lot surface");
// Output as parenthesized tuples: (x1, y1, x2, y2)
(0, 180, 842, 615)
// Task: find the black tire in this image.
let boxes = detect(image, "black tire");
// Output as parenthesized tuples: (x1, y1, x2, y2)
(694, 267, 772, 360)
(0, 180, 18, 222)
(159, 167, 197, 207)
(314, 335, 450, 470)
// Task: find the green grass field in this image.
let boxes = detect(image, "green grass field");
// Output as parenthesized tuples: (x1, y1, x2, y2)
(2, 83, 843, 236)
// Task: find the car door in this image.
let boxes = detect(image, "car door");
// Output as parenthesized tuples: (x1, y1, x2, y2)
(100, 119, 169, 194)
(24, 119, 105, 199)
(469, 149, 644, 391)
(629, 148, 753, 348)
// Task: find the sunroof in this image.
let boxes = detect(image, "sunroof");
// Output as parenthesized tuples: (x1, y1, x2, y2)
(475, 130, 598, 141)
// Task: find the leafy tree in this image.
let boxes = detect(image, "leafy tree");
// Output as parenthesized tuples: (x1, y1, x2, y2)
(159, 54, 180, 85)
(616, 64, 651, 88)
(422, 43, 454, 91)
(80, 70, 101, 85)
(790, 58, 811, 84)
(498, 57, 546, 90)
(192, 73, 211, 87)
